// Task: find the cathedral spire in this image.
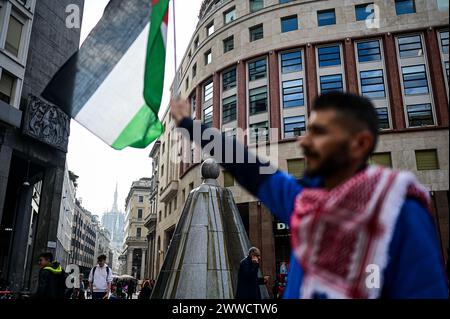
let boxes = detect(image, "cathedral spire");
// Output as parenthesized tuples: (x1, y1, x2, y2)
(112, 182, 118, 212)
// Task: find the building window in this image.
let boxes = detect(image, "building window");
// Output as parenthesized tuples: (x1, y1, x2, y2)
(249, 121, 269, 143)
(138, 195, 144, 203)
(248, 58, 267, 81)
(318, 45, 341, 67)
(137, 209, 143, 219)
(136, 228, 142, 238)
(249, 24, 264, 42)
(222, 67, 236, 91)
(223, 171, 234, 187)
(415, 149, 439, 170)
(395, 0, 416, 15)
(174, 196, 177, 210)
(194, 36, 199, 49)
(439, 30, 449, 54)
(401, 65, 429, 95)
(369, 153, 392, 167)
(224, 7, 236, 24)
(249, 86, 268, 115)
(222, 95, 237, 124)
(185, 77, 189, 91)
(280, 0, 293, 3)
(317, 9, 336, 26)
(206, 21, 214, 37)
(360, 69, 386, 99)
(357, 40, 381, 62)
(376, 107, 390, 129)
(281, 51, 302, 73)
(287, 159, 305, 179)
(284, 115, 306, 138)
(320, 74, 344, 93)
(203, 105, 213, 127)
(407, 103, 434, 127)
(281, 15, 298, 33)
(445, 61, 449, 82)
(282, 79, 304, 108)
(355, 3, 374, 21)
(398, 35, 423, 58)
(204, 49, 212, 65)
(0, 71, 15, 104)
(204, 80, 213, 101)
(5, 15, 23, 57)
(250, 0, 264, 13)
(224, 128, 237, 137)
(192, 63, 197, 78)
(223, 36, 234, 53)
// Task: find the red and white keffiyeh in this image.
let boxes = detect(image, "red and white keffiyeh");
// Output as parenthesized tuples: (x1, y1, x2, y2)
(290, 165, 431, 299)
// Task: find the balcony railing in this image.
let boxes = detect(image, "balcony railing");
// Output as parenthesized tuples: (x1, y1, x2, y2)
(159, 180, 179, 203)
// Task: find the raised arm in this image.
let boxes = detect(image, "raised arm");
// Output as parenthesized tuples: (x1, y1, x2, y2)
(171, 98, 302, 223)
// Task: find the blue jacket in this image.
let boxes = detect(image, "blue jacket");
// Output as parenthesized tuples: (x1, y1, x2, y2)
(179, 118, 448, 299)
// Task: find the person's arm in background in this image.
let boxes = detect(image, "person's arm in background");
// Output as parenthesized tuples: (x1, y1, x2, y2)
(382, 199, 449, 298)
(88, 267, 94, 294)
(171, 98, 302, 224)
(105, 268, 113, 298)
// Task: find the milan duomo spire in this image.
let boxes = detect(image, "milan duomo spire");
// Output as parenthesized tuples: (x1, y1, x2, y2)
(112, 182, 118, 212)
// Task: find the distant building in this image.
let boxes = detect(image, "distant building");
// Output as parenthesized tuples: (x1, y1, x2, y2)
(71, 199, 97, 276)
(101, 183, 125, 273)
(0, 0, 84, 293)
(122, 178, 152, 280)
(94, 225, 112, 266)
(55, 164, 76, 268)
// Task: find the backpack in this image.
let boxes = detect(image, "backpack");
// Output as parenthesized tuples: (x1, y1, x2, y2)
(91, 265, 110, 283)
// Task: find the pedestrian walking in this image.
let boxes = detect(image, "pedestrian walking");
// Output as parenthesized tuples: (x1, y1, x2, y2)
(138, 280, 152, 300)
(170, 92, 448, 299)
(34, 252, 67, 299)
(127, 280, 136, 299)
(88, 254, 113, 300)
(235, 247, 269, 299)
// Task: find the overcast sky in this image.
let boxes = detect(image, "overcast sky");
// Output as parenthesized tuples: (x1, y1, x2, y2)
(67, 0, 201, 215)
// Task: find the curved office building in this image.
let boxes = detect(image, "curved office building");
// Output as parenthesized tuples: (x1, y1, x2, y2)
(150, 0, 449, 290)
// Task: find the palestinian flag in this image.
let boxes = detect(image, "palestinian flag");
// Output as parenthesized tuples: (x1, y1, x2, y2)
(42, 0, 169, 150)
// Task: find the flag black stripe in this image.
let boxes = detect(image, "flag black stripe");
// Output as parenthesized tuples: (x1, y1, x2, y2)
(42, 0, 151, 116)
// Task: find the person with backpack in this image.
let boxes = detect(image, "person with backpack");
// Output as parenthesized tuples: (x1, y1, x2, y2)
(88, 254, 113, 300)
(34, 252, 66, 299)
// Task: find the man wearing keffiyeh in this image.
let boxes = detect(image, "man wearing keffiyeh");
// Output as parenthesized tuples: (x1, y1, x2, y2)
(170, 92, 448, 299)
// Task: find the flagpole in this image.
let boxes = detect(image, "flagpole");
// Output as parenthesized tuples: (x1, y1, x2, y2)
(172, 0, 177, 75)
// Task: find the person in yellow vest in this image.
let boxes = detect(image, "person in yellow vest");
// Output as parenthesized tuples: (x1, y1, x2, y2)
(35, 252, 66, 299)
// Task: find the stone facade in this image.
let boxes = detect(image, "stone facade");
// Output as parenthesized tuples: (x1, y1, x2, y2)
(123, 178, 152, 281)
(0, 0, 84, 293)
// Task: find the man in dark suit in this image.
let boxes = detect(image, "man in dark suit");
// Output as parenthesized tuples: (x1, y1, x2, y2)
(236, 247, 269, 299)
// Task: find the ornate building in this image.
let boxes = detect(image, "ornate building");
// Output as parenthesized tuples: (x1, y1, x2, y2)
(152, 0, 449, 291)
(101, 184, 125, 273)
(0, 0, 84, 293)
(122, 178, 152, 281)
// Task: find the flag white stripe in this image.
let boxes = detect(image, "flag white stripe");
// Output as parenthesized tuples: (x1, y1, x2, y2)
(75, 24, 150, 145)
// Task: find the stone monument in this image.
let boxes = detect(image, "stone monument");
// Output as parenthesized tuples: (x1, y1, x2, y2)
(151, 158, 269, 299)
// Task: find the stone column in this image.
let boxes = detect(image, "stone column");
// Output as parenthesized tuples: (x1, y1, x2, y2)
(30, 165, 65, 292)
(7, 185, 33, 293)
(383, 33, 406, 130)
(0, 144, 12, 226)
(212, 72, 221, 129)
(304, 44, 318, 115)
(424, 28, 449, 126)
(237, 61, 247, 145)
(268, 51, 281, 141)
(140, 249, 147, 280)
(127, 248, 133, 275)
(343, 38, 359, 94)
